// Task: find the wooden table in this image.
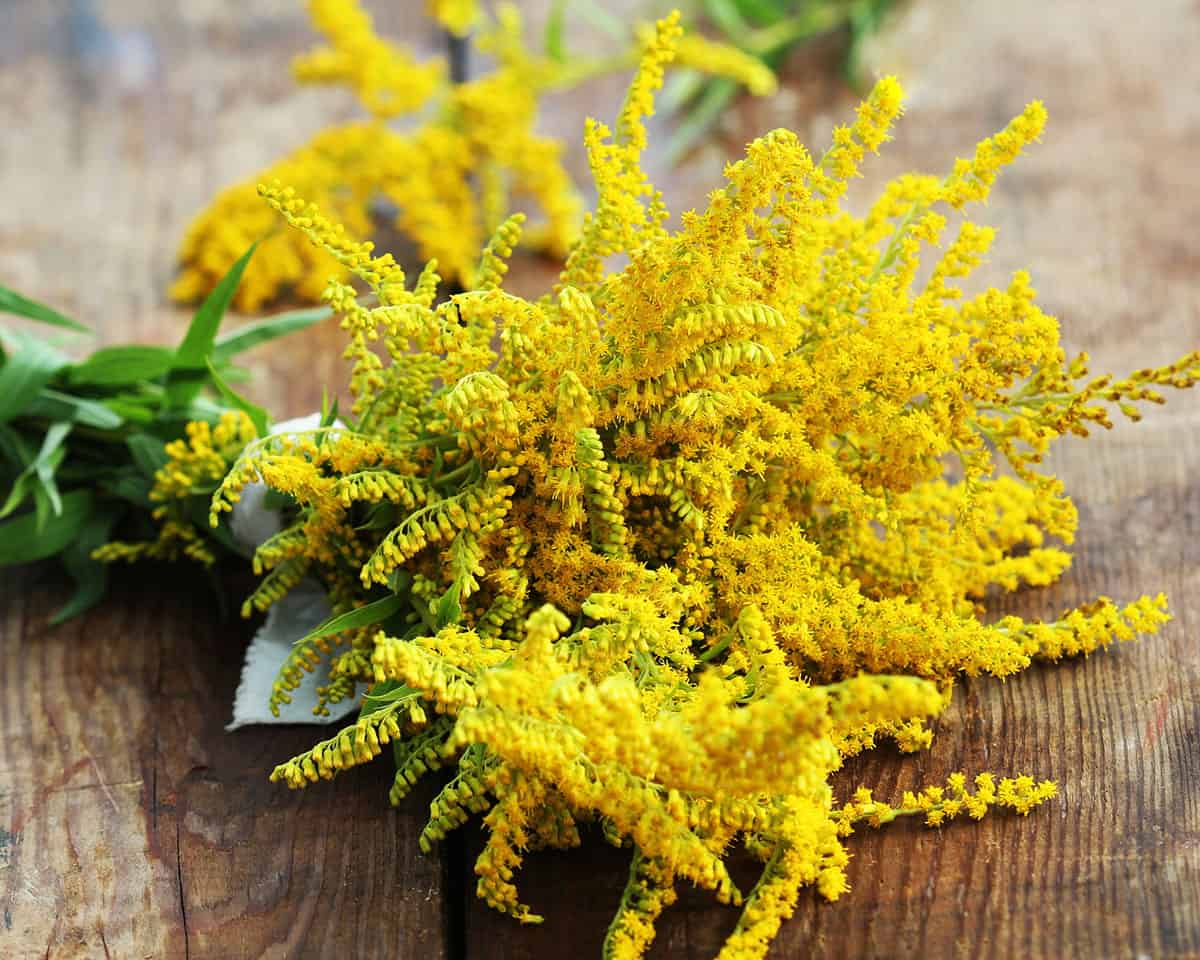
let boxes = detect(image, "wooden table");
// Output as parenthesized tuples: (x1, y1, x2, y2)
(2, 1, 1198, 956)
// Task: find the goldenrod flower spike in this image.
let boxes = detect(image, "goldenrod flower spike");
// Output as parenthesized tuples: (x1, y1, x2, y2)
(297, 0, 443, 118)
(95, 412, 257, 569)
(669, 31, 777, 97)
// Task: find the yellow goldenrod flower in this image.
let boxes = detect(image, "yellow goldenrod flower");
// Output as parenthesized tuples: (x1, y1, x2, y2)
(95, 411, 258, 568)
(296, 0, 443, 118)
(669, 31, 778, 96)
(427, 0, 480, 37)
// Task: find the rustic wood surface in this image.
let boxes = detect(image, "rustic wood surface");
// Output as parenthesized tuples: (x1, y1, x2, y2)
(1, 0, 1198, 957)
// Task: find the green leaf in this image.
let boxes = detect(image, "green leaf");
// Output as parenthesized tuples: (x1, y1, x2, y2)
(205, 358, 269, 437)
(844, 0, 897, 90)
(68, 345, 174, 387)
(294, 594, 409, 646)
(23, 388, 124, 429)
(50, 506, 121, 624)
(544, 0, 569, 61)
(9, 420, 73, 525)
(320, 388, 339, 428)
(33, 483, 57, 536)
(165, 243, 257, 409)
(434, 581, 462, 630)
(100, 394, 157, 425)
(360, 679, 417, 717)
(0, 487, 94, 566)
(387, 569, 413, 596)
(211, 362, 251, 383)
(0, 332, 70, 423)
(126, 432, 169, 477)
(0, 285, 89, 333)
(212, 305, 329, 362)
(730, 0, 791, 27)
(660, 69, 710, 115)
(98, 467, 153, 508)
(0, 420, 62, 520)
(666, 77, 739, 165)
(0, 473, 35, 521)
(261, 488, 296, 511)
(0, 424, 33, 468)
(703, 0, 752, 36)
(34, 420, 72, 464)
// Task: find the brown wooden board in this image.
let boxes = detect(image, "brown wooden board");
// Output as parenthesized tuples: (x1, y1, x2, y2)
(1, 0, 1198, 957)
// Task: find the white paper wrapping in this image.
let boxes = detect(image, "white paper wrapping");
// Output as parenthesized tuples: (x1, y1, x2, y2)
(225, 413, 363, 729)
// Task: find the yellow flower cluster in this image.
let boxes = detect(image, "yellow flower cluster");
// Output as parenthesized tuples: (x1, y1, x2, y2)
(179, 15, 1199, 959)
(295, 0, 443, 118)
(171, 1, 777, 312)
(832, 772, 1059, 833)
(669, 30, 777, 96)
(426, 0, 480, 37)
(96, 411, 257, 567)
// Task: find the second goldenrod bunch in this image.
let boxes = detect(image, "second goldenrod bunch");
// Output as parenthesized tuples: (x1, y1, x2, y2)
(172, 0, 777, 312)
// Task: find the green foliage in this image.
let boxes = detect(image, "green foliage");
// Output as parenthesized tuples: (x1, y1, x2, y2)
(0, 285, 89, 333)
(302, 594, 409, 645)
(166, 243, 259, 409)
(0, 255, 322, 619)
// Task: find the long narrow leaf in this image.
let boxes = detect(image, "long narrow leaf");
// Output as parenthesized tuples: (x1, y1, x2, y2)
(126, 432, 169, 477)
(165, 243, 257, 409)
(24, 389, 124, 430)
(0, 333, 70, 423)
(435, 581, 462, 629)
(9, 421, 73, 523)
(702, 0, 752, 36)
(98, 467, 153, 508)
(544, 0, 569, 61)
(0, 424, 33, 467)
(212, 306, 329, 362)
(571, 2, 625, 39)
(68, 345, 174, 387)
(96, 395, 155, 425)
(187, 499, 243, 557)
(205, 358, 270, 437)
(666, 78, 739, 164)
(360, 680, 417, 716)
(0, 285, 89, 333)
(660, 68, 710, 115)
(731, 0, 792, 27)
(0, 487, 93, 565)
(294, 594, 408, 646)
(0, 473, 35, 520)
(50, 506, 121, 624)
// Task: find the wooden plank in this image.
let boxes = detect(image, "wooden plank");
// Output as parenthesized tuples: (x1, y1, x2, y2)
(0, 573, 451, 959)
(0, 577, 186, 959)
(154, 580, 449, 960)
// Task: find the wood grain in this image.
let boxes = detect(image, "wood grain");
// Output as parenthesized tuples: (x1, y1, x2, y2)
(0, 572, 449, 960)
(1, 0, 1198, 957)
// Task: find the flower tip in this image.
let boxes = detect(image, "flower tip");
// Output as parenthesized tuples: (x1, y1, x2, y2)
(873, 75, 905, 112)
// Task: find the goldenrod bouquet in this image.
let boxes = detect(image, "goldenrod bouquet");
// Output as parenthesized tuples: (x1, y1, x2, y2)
(34, 11, 1200, 960)
(171, 0, 777, 312)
